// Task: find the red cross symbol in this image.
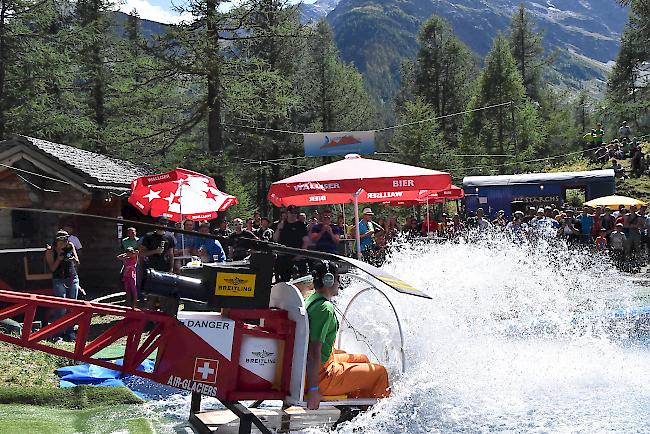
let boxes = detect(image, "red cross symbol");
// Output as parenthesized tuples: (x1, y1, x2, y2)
(193, 358, 219, 383)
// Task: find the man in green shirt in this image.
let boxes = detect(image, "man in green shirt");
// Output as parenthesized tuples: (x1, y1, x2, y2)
(594, 123, 605, 146)
(121, 227, 140, 251)
(305, 261, 390, 410)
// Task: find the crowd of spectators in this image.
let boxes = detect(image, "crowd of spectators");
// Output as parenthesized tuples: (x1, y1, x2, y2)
(43, 197, 648, 342)
(589, 121, 648, 178)
(468, 203, 650, 273)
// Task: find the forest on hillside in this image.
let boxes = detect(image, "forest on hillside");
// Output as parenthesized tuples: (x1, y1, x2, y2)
(0, 0, 648, 216)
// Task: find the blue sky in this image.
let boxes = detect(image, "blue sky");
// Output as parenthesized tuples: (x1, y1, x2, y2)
(116, 0, 313, 24)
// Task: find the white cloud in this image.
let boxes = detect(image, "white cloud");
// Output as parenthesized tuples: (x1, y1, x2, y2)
(116, 0, 193, 24)
(116, 0, 305, 25)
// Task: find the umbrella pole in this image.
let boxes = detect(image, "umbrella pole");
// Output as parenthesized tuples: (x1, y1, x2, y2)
(180, 183, 185, 254)
(341, 204, 347, 255)
(353, 191, 362, 260)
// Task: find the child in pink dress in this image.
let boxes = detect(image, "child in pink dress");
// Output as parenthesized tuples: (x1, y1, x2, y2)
(117, 247, 139, 307)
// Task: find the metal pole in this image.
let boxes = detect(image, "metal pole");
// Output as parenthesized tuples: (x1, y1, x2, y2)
(341, 203, 347, 256)
(353, 191, 362, 260)
(180, 183, 185, 253)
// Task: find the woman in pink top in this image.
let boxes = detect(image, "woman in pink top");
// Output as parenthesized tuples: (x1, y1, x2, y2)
(117, 247, 139, 307)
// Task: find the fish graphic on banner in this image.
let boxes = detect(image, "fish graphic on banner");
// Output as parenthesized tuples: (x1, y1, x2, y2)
(303, 131, 375, 156)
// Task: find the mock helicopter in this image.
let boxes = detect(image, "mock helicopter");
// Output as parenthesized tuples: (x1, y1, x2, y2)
(0, 207, 430, 434)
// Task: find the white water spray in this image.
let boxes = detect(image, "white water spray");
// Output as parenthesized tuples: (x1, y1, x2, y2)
(334, 236, 650, 433)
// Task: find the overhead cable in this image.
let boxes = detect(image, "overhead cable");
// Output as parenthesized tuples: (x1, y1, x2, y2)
(224, 101, 514, 136)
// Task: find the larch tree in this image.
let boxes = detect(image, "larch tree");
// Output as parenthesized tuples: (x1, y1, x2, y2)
(461, 34, 545, 175)
(0, 0, 73, 139)
(413, 16, 477, 146)
(508, 4, 548, 103)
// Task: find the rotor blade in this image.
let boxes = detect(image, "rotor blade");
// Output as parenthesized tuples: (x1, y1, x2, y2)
(237, 239, 431, 299)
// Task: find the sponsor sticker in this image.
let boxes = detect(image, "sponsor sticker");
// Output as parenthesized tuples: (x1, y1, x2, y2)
(215, 272, 256, 297)
(167, 374, 219, 397)
(245, 349, 277, 366)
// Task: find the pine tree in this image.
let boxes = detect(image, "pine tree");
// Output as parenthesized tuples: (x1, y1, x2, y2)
(461, 34, 545, 174)
(105, 10, 194, 165)
(294, 20, 374, 133)
(412, 16, 477, 145)
(508, 4, 548, 102)
(390, 97, 453, 170)
(0, 0, 73, 139)
(71, 0, 118, 152)
(607, 1, 649, 129)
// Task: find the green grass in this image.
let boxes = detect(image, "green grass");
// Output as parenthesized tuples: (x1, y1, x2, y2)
(0, 386, 141, 409)
(0, 404, 163, 434)
(616, 176, 650, 203)
(0, 341, 76, 388)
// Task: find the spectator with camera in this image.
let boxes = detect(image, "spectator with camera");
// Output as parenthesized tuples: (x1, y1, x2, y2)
(46, 229, 81, 341)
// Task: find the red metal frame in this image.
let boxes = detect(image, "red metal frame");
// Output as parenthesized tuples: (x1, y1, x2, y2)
(226, 309, 296, 401)
(0, 290, 177, 381)
(0, 290, 297, 402)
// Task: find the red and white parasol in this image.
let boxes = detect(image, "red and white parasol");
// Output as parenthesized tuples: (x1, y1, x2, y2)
(128, 168, 238, 222)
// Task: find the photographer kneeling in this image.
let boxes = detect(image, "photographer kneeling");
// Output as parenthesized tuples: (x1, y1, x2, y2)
(46, 230, 80, 342)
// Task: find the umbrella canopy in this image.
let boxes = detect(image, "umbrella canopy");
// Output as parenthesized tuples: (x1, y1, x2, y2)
(381, 185, 464, 206)
(268, 154, 452, 258)
(128, 168, 238, 222)
(584, 195, 647, 210)
(268, 154, 451, 204)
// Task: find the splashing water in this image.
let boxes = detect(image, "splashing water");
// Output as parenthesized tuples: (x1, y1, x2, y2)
(332, 235, 650, 433)
(143, 235, 650, 433)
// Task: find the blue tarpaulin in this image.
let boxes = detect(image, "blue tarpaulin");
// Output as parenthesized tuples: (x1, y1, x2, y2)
(56, 359, 181, 399)
(57, 359, 154, 388)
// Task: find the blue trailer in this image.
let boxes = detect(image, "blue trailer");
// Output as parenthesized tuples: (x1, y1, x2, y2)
(463, 170, 616, 218)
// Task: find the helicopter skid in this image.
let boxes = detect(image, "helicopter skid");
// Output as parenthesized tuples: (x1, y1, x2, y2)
(189, 400, 369, 433)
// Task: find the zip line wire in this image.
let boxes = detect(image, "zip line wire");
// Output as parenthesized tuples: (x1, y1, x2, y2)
(224, 101, 514, 136)
(441, 145, 605, 173)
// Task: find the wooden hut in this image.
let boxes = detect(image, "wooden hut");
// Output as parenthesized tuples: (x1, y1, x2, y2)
(0, 135, 152, 296)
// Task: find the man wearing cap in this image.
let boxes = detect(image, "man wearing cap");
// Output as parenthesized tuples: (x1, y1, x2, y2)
(139, 217, 178, 315)
(273, 205, 309, 281)
(531, 208, 554, 237)
(289, 273, 314, 298)
(358, 208, 377, 256)
(619, 121, 631, 140)
(491, 210, 507, 228)
(544, 206, 560, 229)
